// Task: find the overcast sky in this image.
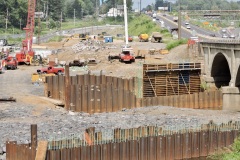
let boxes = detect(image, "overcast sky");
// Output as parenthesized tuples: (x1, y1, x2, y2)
(132, 0, 156, 9)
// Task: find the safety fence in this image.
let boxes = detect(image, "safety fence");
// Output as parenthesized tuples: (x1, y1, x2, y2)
(45, 72, 222, 113)
(6, 122, 240, 160)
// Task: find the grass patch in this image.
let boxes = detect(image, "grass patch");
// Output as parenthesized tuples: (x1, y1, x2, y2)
(208, 137, 240, 160)
(48, 36, 64, 42)
(128, 14, 161, 36)
(165, 39, 188, 50)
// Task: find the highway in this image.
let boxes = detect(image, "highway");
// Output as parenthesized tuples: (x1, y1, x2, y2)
(156, 13, 221, 39)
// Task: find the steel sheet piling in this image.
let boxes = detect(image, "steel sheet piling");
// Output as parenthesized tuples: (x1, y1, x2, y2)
(70, 85, 76, 111)
(139, 137, 148, 160)
(81, 85, 88, 113)
(148, 136, 157, 160)
(129, 140, 138, 160)
(166, 134, 174, 160)
(208, 129, 218, 155)
(52, 76, 58, 99)
(64, 65, 70, 110)
(100, 84, 106, 112)
(174, 133, 183, 160)
(112, 143, 120, 160)
(217, 131, 226, 149)
(191, 131, 200, 158)
(200, 130, 209, 157)
(91, 145, 101, 160)
(182, 132, 192, 159)
(157, 135, 166, 160)
(226, 130, 233, 146)
(102, 143, 111, 160)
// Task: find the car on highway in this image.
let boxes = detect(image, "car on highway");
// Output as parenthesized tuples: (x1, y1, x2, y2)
(186, 25, 191, 29)
(185, 22, 189, 25)
(222, 29, 227, 33)
(230, 34, 235, 39)
(222, 34, 228, 38)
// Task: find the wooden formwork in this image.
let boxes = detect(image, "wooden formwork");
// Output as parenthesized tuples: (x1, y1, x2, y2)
(143, 63, 201, 97)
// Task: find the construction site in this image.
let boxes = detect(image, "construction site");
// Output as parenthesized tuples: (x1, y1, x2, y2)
(1, 0, 240, 160)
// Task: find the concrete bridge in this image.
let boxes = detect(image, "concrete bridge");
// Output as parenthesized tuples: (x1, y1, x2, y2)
(200, 40, 240, 111)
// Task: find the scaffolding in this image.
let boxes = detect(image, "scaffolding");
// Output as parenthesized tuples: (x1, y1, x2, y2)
(143, 63, 201, 97)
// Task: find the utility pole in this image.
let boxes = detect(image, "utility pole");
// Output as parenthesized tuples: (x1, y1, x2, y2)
(140, 0, 141, 14)
(38, 1, 41, 45)
(20, 19, 22, 30)
(60, 12, 62, 32)
(6, 8, 8, 30)
(74, 9, 76, 27)
(178, 0, 181, 40)
(123, 0, 129, 46)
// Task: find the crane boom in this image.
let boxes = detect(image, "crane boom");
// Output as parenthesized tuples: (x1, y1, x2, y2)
(22, 0, 36, 52)
(16, 0, 36, 65)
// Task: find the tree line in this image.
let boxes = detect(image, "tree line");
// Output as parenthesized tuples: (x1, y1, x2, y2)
(144, 0, 240, 11)
(0, 0, 133, 31)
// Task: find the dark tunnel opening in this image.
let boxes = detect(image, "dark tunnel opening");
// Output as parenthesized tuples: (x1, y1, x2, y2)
(211, 53, 231, 88)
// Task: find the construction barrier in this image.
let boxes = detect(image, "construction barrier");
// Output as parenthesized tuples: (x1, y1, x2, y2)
(45, 72, 222, 113)
(6, 122, 240, 160)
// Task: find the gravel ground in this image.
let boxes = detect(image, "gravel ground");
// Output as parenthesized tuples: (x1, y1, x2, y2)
(0, 40, 238, 159)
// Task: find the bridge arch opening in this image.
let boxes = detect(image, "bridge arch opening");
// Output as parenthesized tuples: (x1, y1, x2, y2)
(236, 65, 240, 87)
(211, 53, 231, 88)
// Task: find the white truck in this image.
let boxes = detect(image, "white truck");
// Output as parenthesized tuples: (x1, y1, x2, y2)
(152, 13, 156, 18)
(173, 17, 178, 22)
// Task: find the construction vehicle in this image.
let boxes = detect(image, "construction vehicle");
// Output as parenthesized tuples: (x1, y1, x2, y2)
(151, 32, 162, 43)
(87, 58, 99, 66)
(15, 0, 36, 65)
(119, 47, 135, 63)
(139, 34, 149, 42)
(2, 56, 18, 70)
(73, 33, 89, 41)
(173, 17, 178, 22)
(69, 59, 87, 67)
(108, 47, 135, 63)
(37, 66, 65, 75)
(128, 36, 133, 42)
(31, 55, 48, 66)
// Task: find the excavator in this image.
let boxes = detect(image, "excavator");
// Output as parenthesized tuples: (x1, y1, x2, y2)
(15, 0, 36, 65)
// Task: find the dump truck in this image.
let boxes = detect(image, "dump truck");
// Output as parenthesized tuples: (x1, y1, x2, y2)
(151, 32, 162, 43)
(139, 34, 149, 42)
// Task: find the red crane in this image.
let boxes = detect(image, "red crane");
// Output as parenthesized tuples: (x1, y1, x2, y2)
(16, 0, 36, 65)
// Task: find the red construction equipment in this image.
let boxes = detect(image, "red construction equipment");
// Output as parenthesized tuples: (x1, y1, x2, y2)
(15, 0, 36, 65)
(119, 47, 135, 63)
(2, 56, 18, 70)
